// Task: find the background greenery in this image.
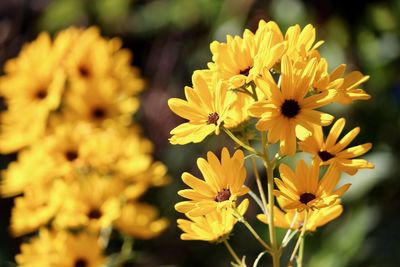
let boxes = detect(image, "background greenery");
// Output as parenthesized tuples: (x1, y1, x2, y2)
(0, 0, 399, 266)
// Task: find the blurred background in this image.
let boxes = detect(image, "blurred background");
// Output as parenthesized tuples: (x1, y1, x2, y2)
(0, 0, 399, 266)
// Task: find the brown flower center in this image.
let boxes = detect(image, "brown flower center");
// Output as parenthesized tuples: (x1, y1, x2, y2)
(0, 96, 7, 112)
(91, 107, 106, 119)
(318, 151, 334, 162)
(299, 193, 316, 204)
(88, 208, 102, 219)
(281, 99, 300, 118)
(215, 189, 231, 202)
(239, 66, 251, 76)
(78, 65, 91, 78)
(35, 89, 47, 100)
(74, 258, 88, 267)
(65, 150, 78, 161)
(207, 112, 219, 125)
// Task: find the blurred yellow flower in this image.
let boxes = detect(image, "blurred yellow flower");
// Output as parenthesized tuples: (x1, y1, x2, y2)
(1, 146, 58, 197)
(0, 65, 65, 153)
(249, 55, 336, 155)
(62, 78, 139, 126)
(274, 160, 350, 211)
(53, 175, 122, 232)
(299, 118, 374, 175)
(16, 230, 106, 267)
(10, 181, 65, 236)
(115, 202, 168, 239)
(175, 148, 248, 216)
(177, 199, 248, 242)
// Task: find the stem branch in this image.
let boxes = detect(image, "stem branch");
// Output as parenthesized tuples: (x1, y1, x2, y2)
(223, 239, 243, 267)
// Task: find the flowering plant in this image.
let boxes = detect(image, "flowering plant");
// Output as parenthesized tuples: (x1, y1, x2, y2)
(169, 21, 373, 267)
(0, 27, 169, 266)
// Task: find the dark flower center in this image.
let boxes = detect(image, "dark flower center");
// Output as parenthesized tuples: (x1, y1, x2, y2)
(215, 189, 231, 202)
(239, 66, 251, 76)
(65, 150, 78, 161)
(299, 193, 316, 204)
(74, 258, 88, 267)
(207, 112, 219, 125)
(318, 151, 334, 162)
(0, 96, 7, 112)
(281, 99, 300, 118)
(78, 65, 91, 77)
(91, 107, 106, 119)
(35, 89, 47, 100)
(88, 208, 102, 219)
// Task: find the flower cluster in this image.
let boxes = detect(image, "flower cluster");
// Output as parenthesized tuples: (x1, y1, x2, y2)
(169, 21, 373, 266)
(1, 27, 169, 266)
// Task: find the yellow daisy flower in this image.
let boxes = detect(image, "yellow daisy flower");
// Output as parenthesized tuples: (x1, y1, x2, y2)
(168, 71, 237, 144)
(175, 148, 248, 216)
(16, 230, 106, 267)
(257, 201, 343, 232)
(53, 175, 122, 232)
(64, 27, 109, 81)
(63, 26, 144, 96)
(4, 32, 57, 74)
(274, 160, 350, 211)
(284, 23, 324, 62)
(177, 199, 249, 242)
(10, 181, 65, 236)
(1, 145, 58, 197)
(299, 118, 374, 175)
(314, 60, 371, 104)
(115, 202, 168, 239)
(208, 20, 284, 89)
(249, 55, 336, 155)
(0, 67, 65, 153)
(62, 78, 138, 126)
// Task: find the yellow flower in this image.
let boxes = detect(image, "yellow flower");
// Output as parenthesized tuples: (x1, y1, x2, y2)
(274, 160, 350, 211)
(1, 145, 58, 197)
(4, 32, 58, 74)
(16, 230, 106, 267)
(314, 60, 371, 104)
(63, 26, 144, 95)
(0, 67, 65, 153)
(299, 118, 374, 175)
(257, 201, 343, 232)
(177, 199, 248, 242)
(175, 148, 248, 216)
(284, 23, 324, 62)
(208, 20, 284, 89)
(115, 202, 168, 239)
(249, 55, 336, 155)
(10, 181, 65, 236)
(53, 175, 122, 232)
(62, 78, 139, 126)
(63, 27, 110, 81)
(168, 71, 237, 144)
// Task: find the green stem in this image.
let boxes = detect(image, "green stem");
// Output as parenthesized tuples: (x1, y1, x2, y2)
(250, 81, 259, 101)
(223, 128, 258, 155)
(280, 211, 299, 249)
(297, 235, 305, 267)
(261, 132, 279, 267)
(223, 239, 243, 267)
(114, 236, 134, 267)
(240, 217, 271, 252)
(250, 157, 269, 219)
(289, 211, 308, 266)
